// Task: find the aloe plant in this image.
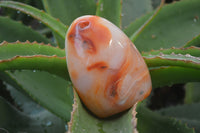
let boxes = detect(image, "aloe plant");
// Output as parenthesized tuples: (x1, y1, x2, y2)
(0, 0, 200, 133)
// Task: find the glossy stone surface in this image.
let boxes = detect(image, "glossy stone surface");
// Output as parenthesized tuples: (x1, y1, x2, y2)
(65, 15, 152, 118)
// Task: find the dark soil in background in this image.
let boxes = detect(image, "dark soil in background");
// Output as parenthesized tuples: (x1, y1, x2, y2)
(148, 84, 185, 110)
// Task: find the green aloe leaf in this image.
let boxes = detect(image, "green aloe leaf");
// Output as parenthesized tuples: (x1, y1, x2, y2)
(0, 41, 65, 59)
(121, 0, 153, 29)
(142, 47, 200, 89)
(0, 41, 68, 79)
(42, 0, 96, 48)
(0, 16, 49, 43)
(67, 91, 137, 133)
(5, 83, 45, 115)
(157, 103, 200, 133)
(0, 55, 67, 79)
(124, 12, 153, 37)
(184, 82, 200, 104)
(125, 0, 164, 43)
(143, 47, 200, 88)
(42, 0, 96, 26)
(1, 42, 200, 88)
(0, 70, 73, 122)
(137, 104, 194, 133)
(0, 97, 66, 133)
(96, 0, 122, 27)
(144, 52, 200, 69)
(142, 46, 200, 57)
(183, 34, 200, 48)
(150, 66, 200, 88)
(132, 0, 200, 52)
(0, 1, 67, 47)
(67, 91, 193, 133)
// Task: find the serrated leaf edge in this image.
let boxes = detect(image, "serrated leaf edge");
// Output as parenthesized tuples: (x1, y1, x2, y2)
(0, 40, 65, 51)
(67, 89, 78, 133)
(132, 103, 138, 133)
(142, 46, 200, 56)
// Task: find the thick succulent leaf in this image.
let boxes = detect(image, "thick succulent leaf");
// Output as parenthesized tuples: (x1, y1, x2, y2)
(183, 34, 200, 48)
(96, 0, 122, 27)
(0, 41, 68, 79)
(0, 55, 67, 79)
(1, 42, 200, 88)
(124, 12, 153, 37)
(42, 0, 96, 48)
(0, 97, 66, 133)
(144, 52, 200, 69)
(133, 0, 200, 52)
(121, 0, 153, 29)
(150, 66, 200, 88)
(125, 0, 164, 43)
(67, 91, 137, 133)
(157, 103, 200, 133)
(42, 0, 96, 26)
(0, 1, 67, 47)
(0, 16, 49, 43)
(0, 70, 73, 122)
(137, 104, 194, 133)
(68, 92, 194, 133)
(5, 83, 45, 115)
(142, 46, 200, 57)
(184, 82, 200, 104)
(143, 47, 200, 88)
(0, 41, 65, 59)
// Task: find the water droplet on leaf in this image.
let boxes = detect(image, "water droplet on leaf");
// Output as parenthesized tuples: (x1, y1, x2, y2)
(46, 121, 53, 127)
(100, 4, 103, 11)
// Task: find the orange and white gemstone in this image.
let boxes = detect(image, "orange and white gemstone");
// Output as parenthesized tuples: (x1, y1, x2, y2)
(65, 15, 152, 118)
